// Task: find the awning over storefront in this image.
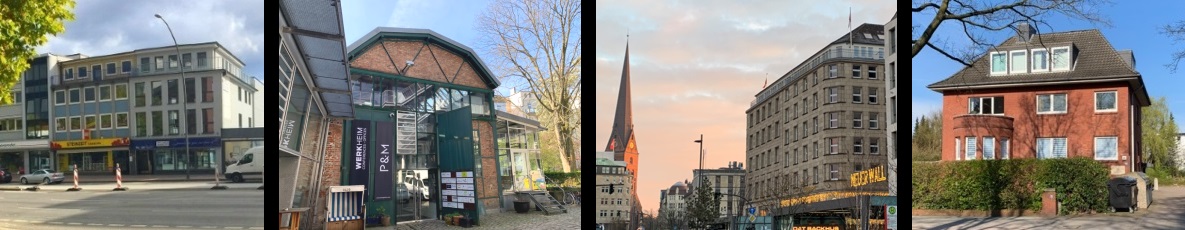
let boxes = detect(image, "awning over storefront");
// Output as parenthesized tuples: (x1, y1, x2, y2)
(130, 137, 222, 150)
(0, 140, 50, 151)
(280, 0, 354, 118)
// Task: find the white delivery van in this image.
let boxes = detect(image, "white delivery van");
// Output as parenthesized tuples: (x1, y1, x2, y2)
(225, 146, 264, 183)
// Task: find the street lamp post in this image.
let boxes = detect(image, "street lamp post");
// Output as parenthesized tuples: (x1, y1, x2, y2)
(694, 134, 703, 171)
(155, 14, 225, 189)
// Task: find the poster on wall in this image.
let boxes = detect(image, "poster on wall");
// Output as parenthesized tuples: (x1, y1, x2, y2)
(350, 120, 370, 187)
(374, 121, 394, 200)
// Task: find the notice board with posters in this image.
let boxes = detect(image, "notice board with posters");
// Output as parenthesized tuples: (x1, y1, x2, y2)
(440, 171, 477, 210)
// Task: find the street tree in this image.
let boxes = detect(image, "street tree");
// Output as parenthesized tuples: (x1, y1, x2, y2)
(912, 110, 943, 161)
(0, 0, 75, 105)
(685, 178, 720, 229)
(1142, 97, 1181, 175)
(912, 0, 1111, 66)
(477, 0, 582, 172)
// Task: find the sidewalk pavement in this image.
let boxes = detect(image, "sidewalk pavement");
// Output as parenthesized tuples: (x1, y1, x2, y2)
(365, 204, 581, 230)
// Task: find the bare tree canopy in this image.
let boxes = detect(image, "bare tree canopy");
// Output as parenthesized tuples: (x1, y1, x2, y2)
(913, 0, 1112, 66)
(478, 0, 582, 172)
(1161, 21, 1185, 73)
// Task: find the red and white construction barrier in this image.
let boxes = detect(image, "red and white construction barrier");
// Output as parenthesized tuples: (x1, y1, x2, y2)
(113, 163, 127, 191)
(67, 164, 81, 191)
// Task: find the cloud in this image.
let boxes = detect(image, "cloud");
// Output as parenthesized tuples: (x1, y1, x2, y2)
(35, 0, 263, 80)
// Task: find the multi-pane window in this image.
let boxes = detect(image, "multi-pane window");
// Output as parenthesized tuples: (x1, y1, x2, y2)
(151, 81, 162, 105)
(965, 136, 977, 160)
(869, 88, 878, 104)
(852, 111, 862, 128)
(1095, 137, 1118, 160)
(870, 138, 879, 154)
(182, 53, 192, 68)
(828, 65, 837, 79)
(983, 137, 995, 160)
(991, 51, 1008, 74)
(851, 65, 861, 78)
(1096, 91, 1117, 112)
(135, 112, 146, 137)
(197, 52, 208, 67)
(829, 137, 839, 154)
(1052, 47, 1071, 71)
(65, 68, 73, 80)
(868, 66, 877, 79)
(852, 87, 862, 103)
(1037, 94, 1068, 113)
(134, 83, 146, 107)
(853, 137, 863, 154)
(1032, 48, 1049, 72)
(141, 57, 151, 72)
(1001, 138, 1010, 159)
(155, 56, 164, 69)
(122, 61, 132, 73)
(827, 87, 839, 103)
(1037, 138, 1068, 159)
(869, 112, 879, 129)
(828, 112, 838, 128)
(168, 79, 178, 104)
(968, 96, 1005, 115)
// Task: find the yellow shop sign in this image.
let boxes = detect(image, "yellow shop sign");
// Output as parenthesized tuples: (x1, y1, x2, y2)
(850, 165, 886, 187)
(51, 138, 131, 150)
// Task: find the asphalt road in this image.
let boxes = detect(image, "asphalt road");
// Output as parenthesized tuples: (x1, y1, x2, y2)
(0, 182, 263, 229)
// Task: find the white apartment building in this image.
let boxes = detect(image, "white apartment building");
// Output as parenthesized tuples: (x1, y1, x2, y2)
(885, 13, 898, 197)
(596, 157, 633, 230)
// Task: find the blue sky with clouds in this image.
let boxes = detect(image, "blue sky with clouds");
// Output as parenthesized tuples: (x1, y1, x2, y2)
(913, 0, 1185, 130)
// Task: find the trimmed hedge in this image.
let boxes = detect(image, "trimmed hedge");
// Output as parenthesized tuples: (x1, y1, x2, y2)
(913, 158, 1109, 215)
(544, 171, 581, 187)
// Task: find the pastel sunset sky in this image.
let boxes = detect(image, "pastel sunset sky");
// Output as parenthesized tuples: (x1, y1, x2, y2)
(595, 0, 896, 213)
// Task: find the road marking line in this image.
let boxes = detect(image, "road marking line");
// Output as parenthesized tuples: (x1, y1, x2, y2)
(131, 225, 147, 227)
(201, 226, 218, 228)
(224, 227, 244, 229)
(177, 226, 192, 228)
(152, 225, 170, 227)
(49, 222, 63, 224)
(67, 223, 82, 225)
(109, 224, 125, 226)
(88, 223, 104, 226)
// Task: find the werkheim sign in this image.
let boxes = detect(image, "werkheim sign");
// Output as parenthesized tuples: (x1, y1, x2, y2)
(850, 165, 886, 187)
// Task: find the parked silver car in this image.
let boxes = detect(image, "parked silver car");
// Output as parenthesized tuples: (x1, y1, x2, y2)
(21, 169, 64, 185)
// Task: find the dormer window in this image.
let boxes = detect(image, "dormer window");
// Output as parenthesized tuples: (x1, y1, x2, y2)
(1052, 46, 1072, 71)
(990, 52, 1008, 75)
(1009, 50, 1027, 74)
(1032, 48, 1049, 72)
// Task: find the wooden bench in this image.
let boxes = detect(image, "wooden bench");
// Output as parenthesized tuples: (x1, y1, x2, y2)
(325, 185, 366, 230)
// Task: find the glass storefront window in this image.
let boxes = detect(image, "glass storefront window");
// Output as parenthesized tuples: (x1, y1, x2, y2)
(435, 87, 449, 112)
(471, 92, 488, 115)
(282, 67, 309, 151)
(0, 152, 22, 172)
(497, 120, 508, 148)
(157, 150, 175, 170)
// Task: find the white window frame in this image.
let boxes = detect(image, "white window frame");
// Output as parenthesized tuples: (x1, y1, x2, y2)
(55, 117, 67, 132)
(853, 137, 863, 154)
(69, 88, 79, 104)
(965, 137, 977, 160)
(155, 56, 164, 69)
(65, 68, 74, 80)
(83, 86, 95, 103)
(1095, 136, 1119, 160)
(828, 87, 838, 103)
(990, 51, 1008, 75)
(1009, 50, 1028, 75)
(115, 83, 128, 100)
(69, 116, 80, 131)
(106, 62, 116, 75)
(122, 60, 132, 73)
(1095, 91, 1118, 112)
(955, 138, 962, 160)
(852, 111, 862, 128)
(851, 65, 861, 79)
(828, 112, 838, 128)
(92, 64, 102, 78)
(1031, 48, 1049, 72)
(84, 115, 96, 131)
(870, 138, 879, 154)
(1001, 138, 1010, 159)
(1052, 46, 1072, 71)
(116, 112, 129, 129)
(869, 113, 879, 129)
(100, 113, 112, 130)
(983, 136, 995, 160)
(869, 88, 878, 104)
(1037, 137, 1068, 159)
(98, 85, 112, 102)
(1037, 94, 1068, 114)
(829, 137, 839, 155)
(852, 86, 862, 103)
(868, 66, 877, 79)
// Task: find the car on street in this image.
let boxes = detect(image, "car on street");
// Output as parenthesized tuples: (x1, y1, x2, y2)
(21, 169, 64, 185)
(0, 168, 11, 183)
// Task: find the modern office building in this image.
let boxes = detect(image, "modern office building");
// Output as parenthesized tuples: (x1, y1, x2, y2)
(123, 42, 254, 175)
(0, 53, 79, 173)
(885, 13, 898, 197)
(746, 23, 893, 230)
(278, 0, 355, 228)
(596, 157, 633, 230)
(345, 27, 500, 224)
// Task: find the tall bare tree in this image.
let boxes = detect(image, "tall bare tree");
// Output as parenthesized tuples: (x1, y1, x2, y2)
(1161, 21, 1185, 72)
(912, 0, 1112, 66)
(478, 0, 582, 172)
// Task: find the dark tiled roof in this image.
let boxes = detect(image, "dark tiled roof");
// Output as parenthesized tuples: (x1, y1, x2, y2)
(927, 29, 1149, 105)
(830, 23, 886, 46)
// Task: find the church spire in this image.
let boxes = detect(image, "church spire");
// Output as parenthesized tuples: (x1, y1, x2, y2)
(606, 37, 634, 152)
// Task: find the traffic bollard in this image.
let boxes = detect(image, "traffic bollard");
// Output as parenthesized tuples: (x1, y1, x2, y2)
(67, 164, 81, 191)
(113, 163, 128, 191)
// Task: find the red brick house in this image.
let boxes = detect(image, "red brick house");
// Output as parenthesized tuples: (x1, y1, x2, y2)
(927, 24, 1151, 175)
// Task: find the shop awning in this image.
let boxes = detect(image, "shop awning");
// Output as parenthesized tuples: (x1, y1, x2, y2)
(280, 0, 354, 118)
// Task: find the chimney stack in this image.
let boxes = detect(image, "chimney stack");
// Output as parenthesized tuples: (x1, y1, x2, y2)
(1017, 22, 1035, 42)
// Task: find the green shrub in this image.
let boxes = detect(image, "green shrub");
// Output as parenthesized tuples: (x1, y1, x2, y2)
(912, 157, 1109, 214)
(544, 171, 581, 187)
